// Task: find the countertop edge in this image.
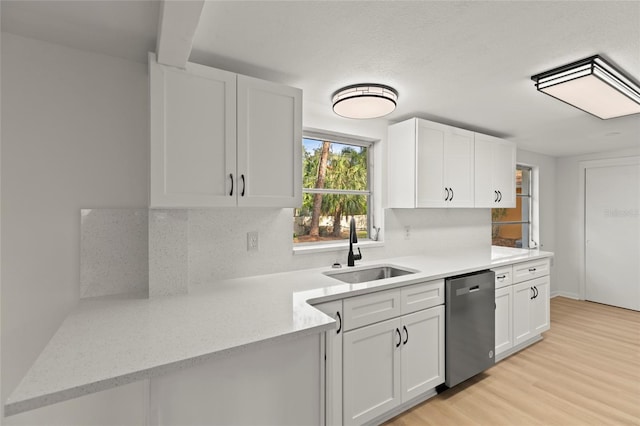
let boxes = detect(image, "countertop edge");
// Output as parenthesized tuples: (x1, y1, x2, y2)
(4, 321, 333, 416)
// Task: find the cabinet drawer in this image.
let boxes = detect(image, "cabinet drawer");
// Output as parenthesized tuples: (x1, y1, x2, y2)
(343, 289, 401, 331)
(513, 258, 550, 283)
(400, 280, 444, 314)
(492, 266, 513, 289)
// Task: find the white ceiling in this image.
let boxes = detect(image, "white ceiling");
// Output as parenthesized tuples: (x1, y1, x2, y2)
(2, 1, 639, 157)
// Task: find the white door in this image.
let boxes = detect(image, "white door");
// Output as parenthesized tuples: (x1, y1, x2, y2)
(343, 318, 401, 426)
(400, 306, 444, 402)
(585, 163, 640, 311)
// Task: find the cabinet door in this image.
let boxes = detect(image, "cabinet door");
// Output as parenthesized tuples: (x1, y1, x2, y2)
(474, 134, 516, 208)
(416, 120, 446, 207)
(150, 56, 237, 207)
(495, 286, 513, 356)
(474, 136, 495, 207)
(492, 139, 516, 207)
(315, 301, 343, 426)
(343, 318, 402, 426)
(401, 306, 444, 402)
(512, 282, 534, 346)
(531, 277, 550, 335)
(444, 127, 475, 207)
(237, 75, 302, 208)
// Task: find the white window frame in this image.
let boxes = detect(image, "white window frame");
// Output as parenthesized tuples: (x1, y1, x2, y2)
(492, 164, 539, 249)
(293, 130, 382, 254)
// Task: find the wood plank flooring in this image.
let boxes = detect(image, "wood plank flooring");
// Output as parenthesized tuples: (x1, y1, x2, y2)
(384, 297, 640, 426)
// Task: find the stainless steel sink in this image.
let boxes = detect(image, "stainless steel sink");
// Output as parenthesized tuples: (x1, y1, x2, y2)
(324, 265, 415, 284)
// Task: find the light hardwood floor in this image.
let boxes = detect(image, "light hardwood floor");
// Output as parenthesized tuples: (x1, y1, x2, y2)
(385, 297, 640, 426)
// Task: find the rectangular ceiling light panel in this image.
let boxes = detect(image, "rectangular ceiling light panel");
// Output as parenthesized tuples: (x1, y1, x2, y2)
(532, 55, 640, 119)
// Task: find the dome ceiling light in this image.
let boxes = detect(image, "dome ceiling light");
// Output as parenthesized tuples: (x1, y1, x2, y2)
(531, 55, 640, 120)
(332, 84, 398, 119)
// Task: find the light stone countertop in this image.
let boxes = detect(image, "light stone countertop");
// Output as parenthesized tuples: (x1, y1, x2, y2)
(4, 247, 553, 416)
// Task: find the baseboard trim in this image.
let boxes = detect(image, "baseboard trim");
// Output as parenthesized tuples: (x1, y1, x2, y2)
(495, 335, 543, 363)
(551, 291, 580, 300)
(364, 388, 438, 426)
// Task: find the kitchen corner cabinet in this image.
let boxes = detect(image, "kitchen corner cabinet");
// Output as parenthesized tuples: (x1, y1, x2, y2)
(474, 134, 516, 208)
(149, 55, 302, 208)
(387, 118, 475, 208)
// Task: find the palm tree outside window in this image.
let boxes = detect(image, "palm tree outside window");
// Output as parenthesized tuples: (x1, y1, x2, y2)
(294, 135, 371, 244)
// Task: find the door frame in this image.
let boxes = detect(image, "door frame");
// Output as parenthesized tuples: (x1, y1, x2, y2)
(578, 156, 640, 300)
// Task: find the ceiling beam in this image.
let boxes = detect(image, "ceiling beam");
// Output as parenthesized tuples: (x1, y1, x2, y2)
(156, 0, 205, 68)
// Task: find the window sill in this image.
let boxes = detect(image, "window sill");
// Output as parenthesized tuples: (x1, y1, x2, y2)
(293, 240, 384, 255)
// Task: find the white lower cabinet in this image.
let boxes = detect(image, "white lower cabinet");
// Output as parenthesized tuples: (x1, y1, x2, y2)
(494, 286, 513, 356)
(494, 258, 551, 360)
(342, 305, 444, 425)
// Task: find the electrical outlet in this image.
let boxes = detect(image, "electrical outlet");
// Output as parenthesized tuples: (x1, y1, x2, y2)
(404, 225, 411, 240)
(247, 231, 259, 251)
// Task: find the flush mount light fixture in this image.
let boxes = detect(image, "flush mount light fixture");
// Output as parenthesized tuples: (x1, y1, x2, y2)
(332, 84, 398, 119)
(531, 55, 640, 119)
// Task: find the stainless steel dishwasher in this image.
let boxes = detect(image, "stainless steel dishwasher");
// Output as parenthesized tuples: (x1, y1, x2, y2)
(444, 270, 495, 388)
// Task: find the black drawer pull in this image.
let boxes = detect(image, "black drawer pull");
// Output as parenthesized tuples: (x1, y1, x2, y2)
(336, 311, 342, 334)
(229, 173, 234, 196)
(529, 268, 537, 272)
(496, 275, 506, 280)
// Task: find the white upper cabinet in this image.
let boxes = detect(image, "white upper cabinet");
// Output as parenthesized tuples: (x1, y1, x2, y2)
(149, 55, 302, 208)
(388, 118, 474, 208)
(474, 134, 516, 208)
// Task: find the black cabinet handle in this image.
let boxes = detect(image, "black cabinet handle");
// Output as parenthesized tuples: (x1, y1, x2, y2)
(395, 328, 402, 348)
(529, 268, 537, 272)
(450, 187, 454, 201)
(530, 287, 535, 300)
(534, 286, 538, 299)
(229, 173, 234, 196)
(403, 325, 408, 345)
(444, 188, 450, 201)
(498, 191, 502, 202)
(336, 311, 342, 334)
(241, 174, 246, 197)
(497, 274, 506, 280)
(494, 190, 499, 202)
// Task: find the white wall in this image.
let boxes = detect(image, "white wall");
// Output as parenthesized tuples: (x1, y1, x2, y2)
(517, 149, 558, 293)
(1, 33, 149, 423)
(185, 100, 491, 285)
(555, 146, 640, 299)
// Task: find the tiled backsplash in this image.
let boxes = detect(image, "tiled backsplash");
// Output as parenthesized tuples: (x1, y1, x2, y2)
(80, 209, 149, 298)
(81, 207, 490, 297)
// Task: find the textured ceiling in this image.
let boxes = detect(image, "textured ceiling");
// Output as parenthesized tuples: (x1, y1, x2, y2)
(2, 0, 639, 157)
